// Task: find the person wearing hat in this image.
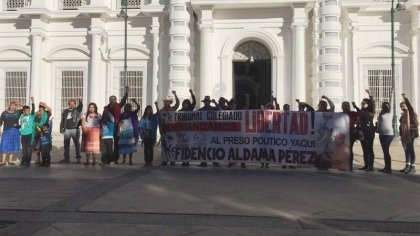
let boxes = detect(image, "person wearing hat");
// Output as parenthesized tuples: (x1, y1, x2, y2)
(198, 96, 221, 167)
(158, 91, 179, 166)
(161, 91, 180, 112)
(180, 89, 196, 167)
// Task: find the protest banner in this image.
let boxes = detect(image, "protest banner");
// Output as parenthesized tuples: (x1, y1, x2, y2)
(159, 110, 350, 170)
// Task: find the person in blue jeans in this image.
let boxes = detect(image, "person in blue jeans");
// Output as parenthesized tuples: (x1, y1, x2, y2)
(377, 90, 394, 173)
(59, 97, 83, 163)
(40, 124, 52, 167)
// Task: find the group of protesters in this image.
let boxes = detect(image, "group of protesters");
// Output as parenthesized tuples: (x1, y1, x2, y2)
(0, 86, 417, 174)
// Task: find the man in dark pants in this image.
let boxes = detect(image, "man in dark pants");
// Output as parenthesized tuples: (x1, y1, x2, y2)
(59, 97, 83, 163)
(105, 86, 128, 164)
(198, 96, 221, 167)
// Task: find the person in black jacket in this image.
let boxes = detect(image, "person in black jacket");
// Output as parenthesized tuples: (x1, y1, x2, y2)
(59, 97, 83, 163)
(353, 89, 376, 171)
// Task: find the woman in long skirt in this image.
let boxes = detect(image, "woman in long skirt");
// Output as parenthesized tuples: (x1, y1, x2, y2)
(0, 101, 23, 166)
(118, 99, 140, 165)
(81, 103, 102, 165)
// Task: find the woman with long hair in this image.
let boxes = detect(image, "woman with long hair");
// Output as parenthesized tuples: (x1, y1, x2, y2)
(0, 101, 23, 166)
(399, 93, 419, 174)
(81, 103, 102, 165)
(139, 105, 158, 166)
(376, 91, 394, 173)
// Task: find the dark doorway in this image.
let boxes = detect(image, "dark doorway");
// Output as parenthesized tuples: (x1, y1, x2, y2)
(233, 41, 272, 109)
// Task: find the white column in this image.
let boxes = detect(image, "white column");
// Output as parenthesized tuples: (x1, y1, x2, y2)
(30, 33, 43, 98)
(151, 17, 160, 104)
(351, 25, 360, 103)
(199, 27, 213, 98)
(168, 0, 191, 99)
(292, 24, 306, 103)
(88, 32, 101, 104)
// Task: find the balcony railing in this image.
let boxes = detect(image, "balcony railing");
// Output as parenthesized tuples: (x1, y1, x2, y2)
(61, 0, 87, 10)
(120, 0, 143, 9)
(374, 0, 407, 2)
(5, 0, 30, 11)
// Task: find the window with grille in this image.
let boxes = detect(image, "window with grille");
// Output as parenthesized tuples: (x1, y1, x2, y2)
(119, 70, 143, 112)
(367, 69, 393, 118)
(126, 0, 142, 9)
(5, 71, 27, 109)
(61, 0, 85, 10)
(6, 0, 30, 11)
(61, 70, 84, 112)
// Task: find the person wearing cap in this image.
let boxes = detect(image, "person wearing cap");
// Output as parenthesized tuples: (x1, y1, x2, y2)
(179, 89, 196, 167)
(158, 91, 179, 166)
(198, 96, 221, 167)
(105, 86, 129, 164)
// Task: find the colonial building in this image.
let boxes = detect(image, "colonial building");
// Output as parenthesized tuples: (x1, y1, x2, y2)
(0, 0, 419, 132)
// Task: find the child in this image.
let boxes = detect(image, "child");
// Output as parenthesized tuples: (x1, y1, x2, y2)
(32, 105, 49, 165)
(101, 108, 114, 164)
(19, 97, 35, 166)
(118, 99, 140, 165)
(40, 124, 52, 167)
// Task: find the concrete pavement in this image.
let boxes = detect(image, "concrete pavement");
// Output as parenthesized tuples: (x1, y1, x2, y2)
(0, 140, 419, 235)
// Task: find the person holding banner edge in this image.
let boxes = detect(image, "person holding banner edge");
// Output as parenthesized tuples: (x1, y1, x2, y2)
(198, 96, 221, 167)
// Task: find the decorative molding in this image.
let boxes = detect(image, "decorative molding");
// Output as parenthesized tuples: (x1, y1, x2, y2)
(109, 44, 151, 56)
(0, 46, 31, 57)
(233, 41, 271, 61)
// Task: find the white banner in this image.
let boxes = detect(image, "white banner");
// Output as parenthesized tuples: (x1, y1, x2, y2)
(159, 110, 350, 170)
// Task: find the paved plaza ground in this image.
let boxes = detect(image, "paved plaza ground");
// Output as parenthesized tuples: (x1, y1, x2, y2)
(0, 140, 419, 236)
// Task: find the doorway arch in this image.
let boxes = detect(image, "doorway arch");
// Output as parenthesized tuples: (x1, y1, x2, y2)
(219, 29, 283, 107)
(233, 41, 272, 109)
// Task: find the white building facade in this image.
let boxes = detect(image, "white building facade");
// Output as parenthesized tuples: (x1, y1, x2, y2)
(0, 0, 419, 133)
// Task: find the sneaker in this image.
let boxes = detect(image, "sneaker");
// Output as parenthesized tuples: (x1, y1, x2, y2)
(59, 159, 70, 164)
(405, 166, 416, 174)
(359, 166, 368, 170)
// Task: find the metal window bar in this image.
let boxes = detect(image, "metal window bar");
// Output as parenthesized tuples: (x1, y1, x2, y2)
(119, 70, 143, 113)
(126, 0, 142, 9)
(61, 0, 86, 10)
(368, 69, 393, 119)
(5, 71, 27, 109)
(61, 70, 84, 112)
(5, 0, 30, 11)
(374, 0, 407, 2)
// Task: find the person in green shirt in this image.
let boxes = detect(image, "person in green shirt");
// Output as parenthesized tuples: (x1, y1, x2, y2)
(18, 97, 35, 166)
